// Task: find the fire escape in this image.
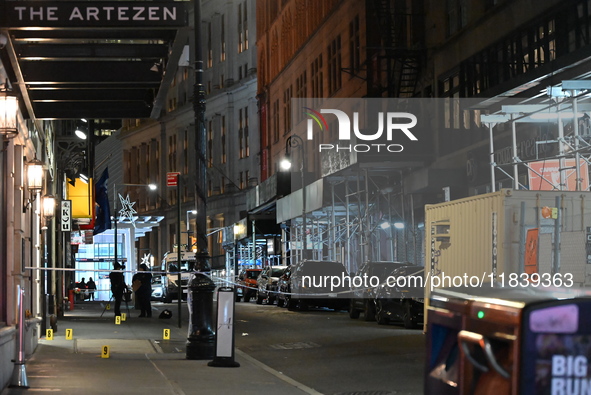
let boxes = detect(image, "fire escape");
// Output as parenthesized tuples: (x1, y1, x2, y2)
(369, 0, 424, 98)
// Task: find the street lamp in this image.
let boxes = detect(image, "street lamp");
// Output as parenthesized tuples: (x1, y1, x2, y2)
(0, 81, 19, 139)
(186, 209, 197, 251)
(113, 183, 157, 267)
(282, 135, 307, 260)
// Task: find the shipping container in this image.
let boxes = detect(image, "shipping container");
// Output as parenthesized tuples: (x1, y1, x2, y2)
(424, 189, 591, 303)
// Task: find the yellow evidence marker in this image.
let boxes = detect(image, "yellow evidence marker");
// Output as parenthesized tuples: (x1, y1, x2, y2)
(106, 303, 111, 310)
(121, 312, 127, 321)
(46, 329, 53, 340)
(163, 329, 170, 340)
(115, 316, 121, 325)
(66, 328, 73, 340)
(101, 345, 110, 358)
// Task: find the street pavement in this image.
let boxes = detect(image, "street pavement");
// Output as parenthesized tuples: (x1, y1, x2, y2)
(1, 301, 321, 395)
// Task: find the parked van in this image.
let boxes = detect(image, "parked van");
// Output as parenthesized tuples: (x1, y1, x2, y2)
(161, 252, 196, 302)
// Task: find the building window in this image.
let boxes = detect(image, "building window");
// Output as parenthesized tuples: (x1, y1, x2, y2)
(349, 15, 360, 74)
(311, 54, 323, 99)
(220, 14, 226, 62)
(283, 85, 293, 134)
(328, 35, 342, 95)
(446, 0, 468, 37)
(238, 1, 249, 53)
(221, 115, 227, 163)
(208, 179, 212, 197)
(207, 120, 213, 167)
(273, 99, 280, 143)
(244, 108, 249, 158)
(183, 129, 189, 174)
(239, 108, 244, 159)
(239, 171, 244, 189)
(207, 22, 213, 68)
(220, 176, 226, 194)
(245, 170, 250, 187)
(168, 135, 177, 172)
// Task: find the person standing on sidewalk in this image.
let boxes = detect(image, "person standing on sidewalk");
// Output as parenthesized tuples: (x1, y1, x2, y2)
(87, 277, 97, 301)
(109, 262, 126, 316)
(132, 263, 153, 317)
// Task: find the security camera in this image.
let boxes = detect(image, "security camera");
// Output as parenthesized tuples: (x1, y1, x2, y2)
(0, 34, 7, 50)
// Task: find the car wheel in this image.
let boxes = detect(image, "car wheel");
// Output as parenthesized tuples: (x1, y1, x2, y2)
(349, 300, 360, 319)
(375, 300, 389, 325)
(256, 291, 264, 304)
(235, 294, 242, 302)
(403, 302, 418, 329)
(277, 296, 285, 307)
(164, 293, 172, 304)
(364, 300, 376, 321)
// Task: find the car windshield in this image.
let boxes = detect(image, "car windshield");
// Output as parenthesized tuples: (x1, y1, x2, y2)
(168, 261, 192, 272)
(270, 268, 285, 277)
(246, 271, 261, 279)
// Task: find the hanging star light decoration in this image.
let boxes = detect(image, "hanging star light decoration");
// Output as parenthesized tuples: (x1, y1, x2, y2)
(141, 253, 152, 266)
(118, 193, 137, 225)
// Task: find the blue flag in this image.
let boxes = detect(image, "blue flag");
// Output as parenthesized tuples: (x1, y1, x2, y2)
(93, 167, 111, 235)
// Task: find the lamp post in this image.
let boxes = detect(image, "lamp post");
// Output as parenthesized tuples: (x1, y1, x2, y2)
(113, 183, 157, 268)
(281, 135, 306, 261)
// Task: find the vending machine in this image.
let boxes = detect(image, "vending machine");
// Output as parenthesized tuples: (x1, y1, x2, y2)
(425, 286, 591, 395)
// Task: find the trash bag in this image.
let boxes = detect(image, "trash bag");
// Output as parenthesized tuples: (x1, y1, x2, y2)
(159, 309, 172, 319)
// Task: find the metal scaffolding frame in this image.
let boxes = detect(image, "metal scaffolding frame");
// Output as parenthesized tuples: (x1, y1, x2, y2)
(482, 80, 591, 192)
(282, 165, 423, 274)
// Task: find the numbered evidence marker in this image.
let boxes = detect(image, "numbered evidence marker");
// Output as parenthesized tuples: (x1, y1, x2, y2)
(163, 329, 171, 340)
(101, 345, 110, 359)
(66, 328, 73, 340)
(115, 316, 121, 325)
(46, 329, 53, 340)
(106, 303, 111, 310)
(121, 313, 127, 321)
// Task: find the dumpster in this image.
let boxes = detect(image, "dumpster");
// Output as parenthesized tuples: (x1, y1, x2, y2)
(425, 286, 591, 395)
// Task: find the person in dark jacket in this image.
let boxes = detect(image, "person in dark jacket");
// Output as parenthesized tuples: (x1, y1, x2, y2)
(132, 263, 153, 317)
(86, 277, 97, 301)
(109, 262, 126, 317)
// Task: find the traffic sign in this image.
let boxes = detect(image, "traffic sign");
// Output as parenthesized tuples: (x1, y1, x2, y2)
(167, 172, 181, 187)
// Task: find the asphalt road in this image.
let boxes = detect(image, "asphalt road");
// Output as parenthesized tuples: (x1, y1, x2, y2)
(233, 300, 425, 395)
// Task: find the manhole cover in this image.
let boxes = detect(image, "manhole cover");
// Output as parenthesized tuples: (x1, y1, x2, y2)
(269, 341, 320, 350)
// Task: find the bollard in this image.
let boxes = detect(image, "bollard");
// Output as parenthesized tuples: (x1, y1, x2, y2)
(186, 253, 215, 360)
(208, 287, 240, 368)
(68, 290, 75, 311)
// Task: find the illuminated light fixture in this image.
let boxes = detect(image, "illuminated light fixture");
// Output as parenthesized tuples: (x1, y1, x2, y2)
(41, 195, 56, 219)
(148, 184, 157, 190)
(379, 221, 391, 230)
(75, 128, 87, 140)
(26, 158, 44, 195)
(0, 81, 19, 139)
(280, 157, 292, 170)
(394, 222, 405, 229)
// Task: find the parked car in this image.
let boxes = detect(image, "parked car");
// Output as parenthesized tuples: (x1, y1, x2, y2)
(256, 265, 287, 304)
(349, 261, 408, 321)
(236, 268, 262, 302)
(374, 265, 425, 329)
(286, 260, 350, 311)
(151, 276, 164, 302)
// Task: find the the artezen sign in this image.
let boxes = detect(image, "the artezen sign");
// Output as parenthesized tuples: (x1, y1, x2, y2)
(2, 2, 189, 28)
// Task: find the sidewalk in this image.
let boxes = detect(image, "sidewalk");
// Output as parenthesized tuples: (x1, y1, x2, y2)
(2, 302, 319, 395)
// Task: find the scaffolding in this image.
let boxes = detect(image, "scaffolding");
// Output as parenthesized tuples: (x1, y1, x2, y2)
(481, 80, 591, 193)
